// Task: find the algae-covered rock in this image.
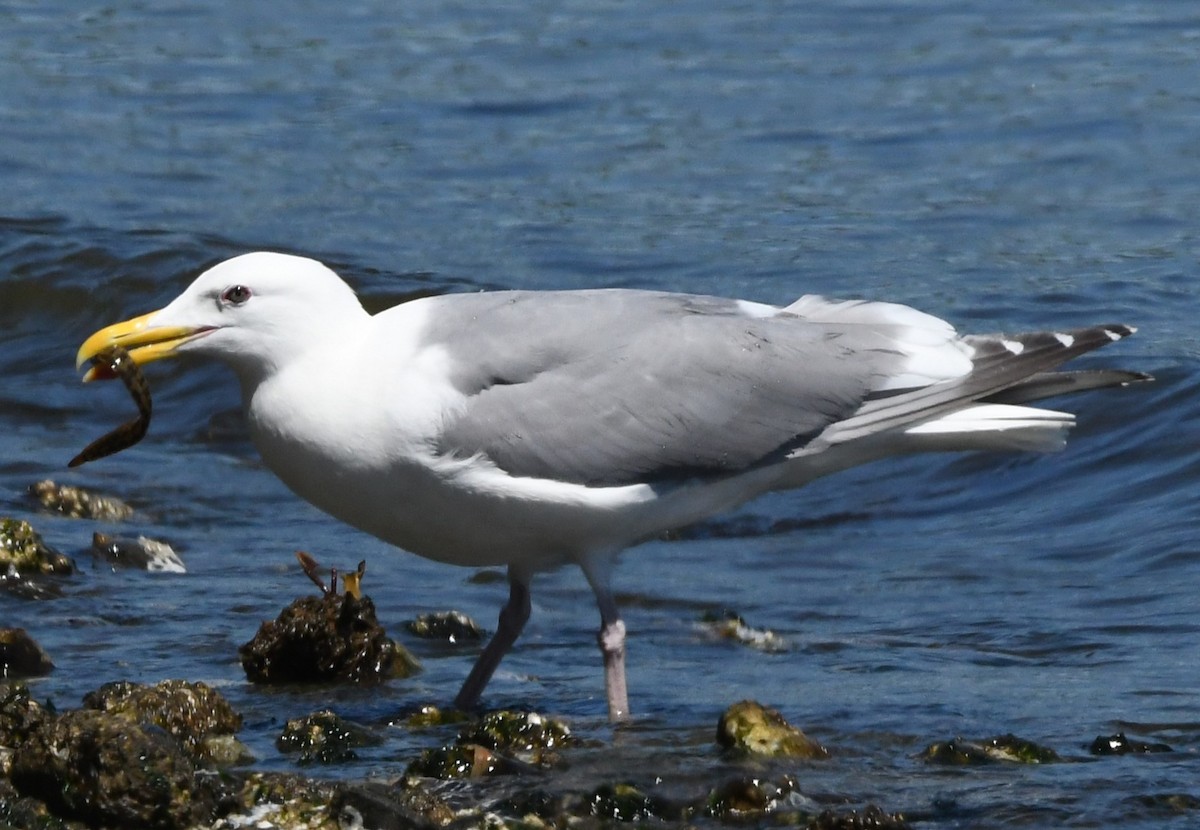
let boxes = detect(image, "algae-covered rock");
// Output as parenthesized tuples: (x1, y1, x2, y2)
(406, 610, 485, 643)
(277, 709, 381, 765)
(589, 782, 676, 822)
(211, 772, 339, 830)
(920, 734, 1060, 764)
(0, 777, 89, 830)
(239, 592, 420, 685)
(1090, 732, 1173, 755)
(11, 709, 216, 830)
(716, 700, 829, 759)
(82, 679, 247, 765)
(407, 710, 575, 779)
(394, 703, 472, 728)
(0, 518, 74, 576)
(91, 531, 186, 572)
(0, 628, 53, 678)
(29, 480, 134, 521)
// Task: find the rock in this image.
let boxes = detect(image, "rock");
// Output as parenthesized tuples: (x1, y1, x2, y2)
(29, 480, 134, 521)
(331, 779, 455, 829)
(393, 703, 472, 728)
(277, 709, 381, 765)
(0, 628, 53, 678)
(919, 734, 1060, 764)
(1090, 732, 1173, 755)
(239, 592, 420, 685)
(10, 709, 217, 830)
(0, 683, 51, 778)
(406, 610, 485, 643)
(0, 518, 74, 576)
(808, 804, 911, 829)
(707, 774, 804, 818)
(82, 679, 247, 765)
(406, 710, 575, 779)
(698, 610, 788, 652)
(716, 700, 829, 759)
(589, 783, 676, 822)
(91, 531, 186, 572)
(0, 776, 89, 830)
(211, 772, 338, 830)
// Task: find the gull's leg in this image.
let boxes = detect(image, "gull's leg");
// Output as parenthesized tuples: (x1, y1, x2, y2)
(582, 556, 629, 721)
(453, 568, 531, 711)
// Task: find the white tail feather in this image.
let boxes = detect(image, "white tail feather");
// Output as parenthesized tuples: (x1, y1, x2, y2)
(902, 403, 1074, 453)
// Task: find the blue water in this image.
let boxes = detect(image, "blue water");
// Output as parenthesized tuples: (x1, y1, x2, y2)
(2, 2, 1199, 826)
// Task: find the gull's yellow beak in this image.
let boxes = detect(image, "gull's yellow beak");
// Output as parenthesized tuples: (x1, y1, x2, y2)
(76, 311, 205, 382)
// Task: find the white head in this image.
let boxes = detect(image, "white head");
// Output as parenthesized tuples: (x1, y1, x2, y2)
(77, 252, 368, 388)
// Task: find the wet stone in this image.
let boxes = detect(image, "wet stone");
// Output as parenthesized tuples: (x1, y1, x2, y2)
(698, 609, 788, 652)
(0, 628, 53, 679)
(1090, 732, 1173, 755)
(707, 774, 804, 818)
(394, 703, 472, 728)
(211, 772, 339, 830)
(407, 711, 575, 779)
(10, 709, 217, 830)
(0, 683, 52, 778)
(91, 531, 186, 572)
(29, 480, 134, 521)
(716, 700, 829, 759)
(239, 592, 420, 685)
(406, 610, 485, 643)
(589, 782, 677, 822)
(0, 518, 74, 576)
(0, 777, 89, 830)
(808, 804, 911, 829)
(277, 709, 381, 765)
(82, 679, 247, 765)
(920, 734, 1060, 765)
(331, 779, 456, 829)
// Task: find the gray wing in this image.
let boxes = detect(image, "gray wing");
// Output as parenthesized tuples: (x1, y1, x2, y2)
(423, 290, 893, 486)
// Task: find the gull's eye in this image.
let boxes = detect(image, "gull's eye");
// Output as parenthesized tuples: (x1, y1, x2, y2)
(219, 284, 253, 307)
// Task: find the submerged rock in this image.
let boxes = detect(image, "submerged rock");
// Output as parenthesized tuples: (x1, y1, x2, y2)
(239, 591, 420, 685)
(10, 709, 218, 830)
(698, 609, 788, 652)
(808, 804, 911, 829)
(29, 480, 134, 521)
(277, 709, 381, 765)
(82, 679, 248, 765)
(1090, 732, 1173, 755)
(707, 774, 805, 818)
(91, 531, 186, 572)
(920, 734, 1060, 764)
(716, 700, 829, 759)
(394, 703, 472, 728)
(406, 610, 485, 643)
(0, 518, 74, 576)
(0, 628, 53, 679)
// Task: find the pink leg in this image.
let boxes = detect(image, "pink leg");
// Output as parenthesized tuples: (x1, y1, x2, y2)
(583, 557, 630, 721)
(454, 573, 531, 711)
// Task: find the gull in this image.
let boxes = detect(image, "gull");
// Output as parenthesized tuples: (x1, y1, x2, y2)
(76, 252, 1148, 720)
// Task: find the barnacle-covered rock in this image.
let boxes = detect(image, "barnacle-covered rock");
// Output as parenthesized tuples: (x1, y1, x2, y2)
(239, 591, 420, 685)
(10, 709, 217, 830)
(29, 480, 134, 521)
(82, 679, 247, 765)
(0, 683, 52, 777)
(331, 779, 456, 829)
(211, 772, 339, 830)
(716, 700, 829, 759)
(707, 774, 804, 818)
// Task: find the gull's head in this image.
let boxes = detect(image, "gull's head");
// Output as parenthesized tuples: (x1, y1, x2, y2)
(77, 252, 367, 384)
